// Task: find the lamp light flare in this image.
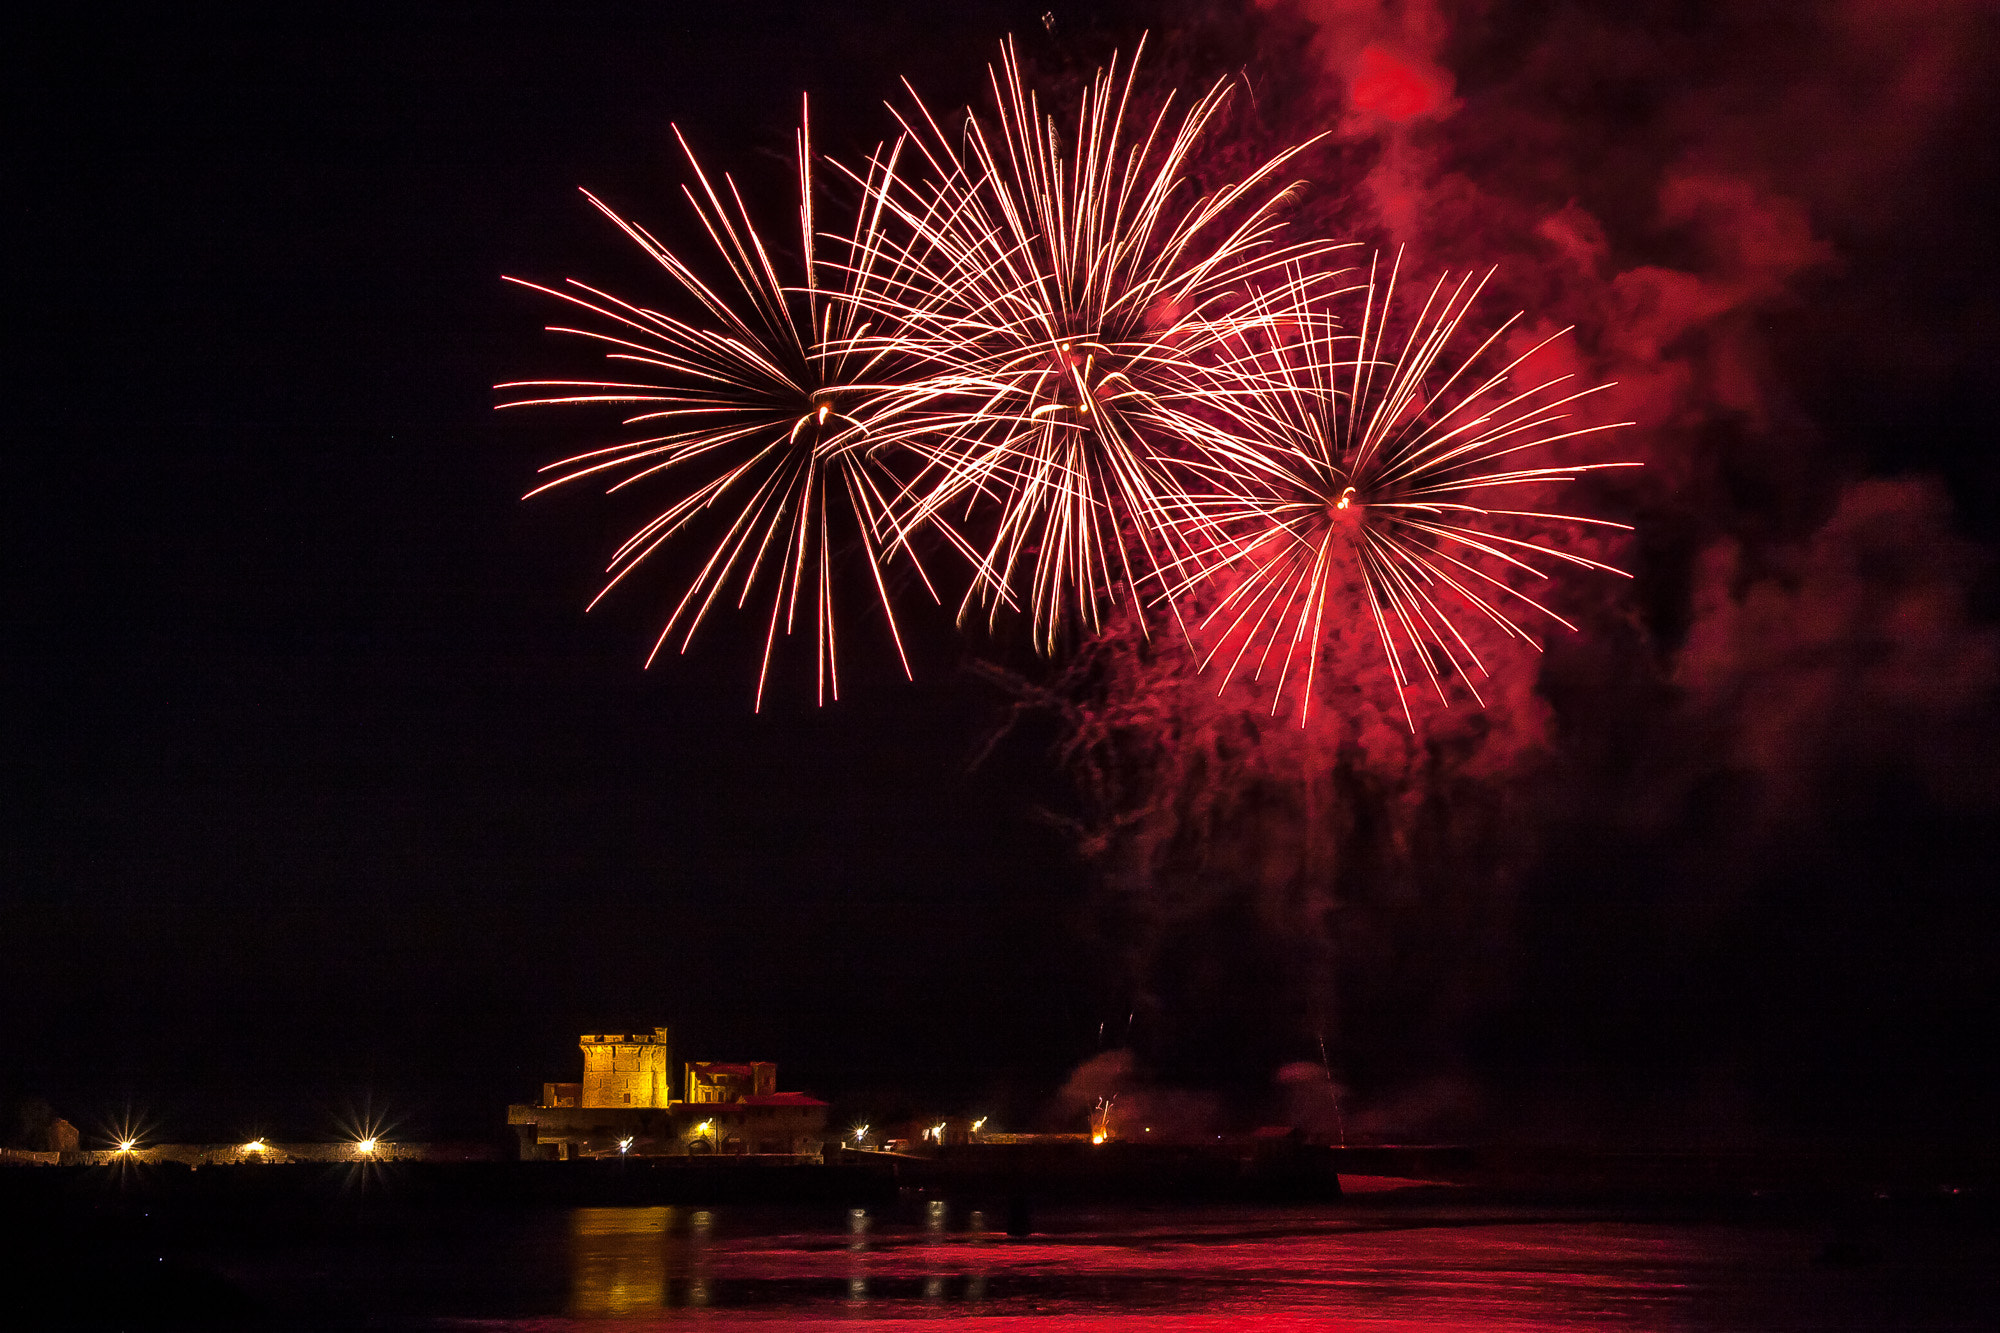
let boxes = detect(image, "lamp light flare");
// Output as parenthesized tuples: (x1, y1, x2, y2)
(1166, 251, 1637, 727)
(103, 1112, 152, 1158)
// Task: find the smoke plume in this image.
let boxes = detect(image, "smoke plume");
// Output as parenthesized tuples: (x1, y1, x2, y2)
(1029, 0, 2000, 1141)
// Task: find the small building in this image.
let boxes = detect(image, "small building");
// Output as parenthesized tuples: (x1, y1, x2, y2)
(738, 1092, 829, 1155)
(508, 1027, 826, 1160)
(685, 1061, 774, 1103)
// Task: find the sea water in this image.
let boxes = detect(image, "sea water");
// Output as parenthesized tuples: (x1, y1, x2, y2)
(185, 1197, 1997, 1330)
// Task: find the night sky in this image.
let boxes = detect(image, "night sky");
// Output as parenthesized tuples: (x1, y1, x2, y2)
(7, 2, 1999, 1148)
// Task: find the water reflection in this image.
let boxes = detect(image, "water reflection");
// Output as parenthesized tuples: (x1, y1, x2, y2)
(847, 1206, 870, 1304)
(687, 1208, 713, 1307)
(566, 1206, 670, 1317)
(533, 1202, 1998, 1327)
(922, 1198, 948, 1303)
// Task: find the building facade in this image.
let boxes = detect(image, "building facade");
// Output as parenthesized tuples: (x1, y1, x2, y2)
(579, 1028, 675, 1108)
(685, 1061, 774, 1103)
(507, 1027, 826, 1160)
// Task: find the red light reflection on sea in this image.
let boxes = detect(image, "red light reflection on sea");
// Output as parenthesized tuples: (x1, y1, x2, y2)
(526, 1201, 1949, 1330)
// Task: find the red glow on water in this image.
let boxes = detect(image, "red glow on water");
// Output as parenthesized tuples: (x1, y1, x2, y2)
(1349, 45, 1450, 123)
(714, 1318, 1580, 1331)
(555, 1213, 1840, 1329)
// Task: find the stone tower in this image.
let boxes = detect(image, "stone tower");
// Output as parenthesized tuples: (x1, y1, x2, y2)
(579, 1027, 673, 1108)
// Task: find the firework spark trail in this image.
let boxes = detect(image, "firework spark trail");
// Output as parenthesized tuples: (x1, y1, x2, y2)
(496, 106, 943, 709)
(502, 41, 1632, 722)
(849, 36, 1350, 653)
(1167, 251, 1639, 727)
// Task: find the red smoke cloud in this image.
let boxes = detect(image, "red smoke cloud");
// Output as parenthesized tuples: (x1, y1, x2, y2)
(1348, 44, 1452, 123)
(1677, 477, 1999, 822)
(1035, 0, 1999, 1137)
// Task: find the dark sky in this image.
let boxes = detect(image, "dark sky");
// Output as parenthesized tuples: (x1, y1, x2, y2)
(5, 0, 1098, 1142)
(6, 1, 1999, 1148)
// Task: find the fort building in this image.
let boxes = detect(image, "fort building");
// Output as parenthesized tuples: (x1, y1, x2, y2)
(581, 1027, 674, 1108)
(507, 1027, 826, 1160)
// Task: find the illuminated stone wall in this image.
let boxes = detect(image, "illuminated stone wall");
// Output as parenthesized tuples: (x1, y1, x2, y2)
(580, 1027, 673, 1108)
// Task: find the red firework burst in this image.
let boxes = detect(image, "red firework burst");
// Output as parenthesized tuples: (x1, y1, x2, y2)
(1168, 252, 1638, 726)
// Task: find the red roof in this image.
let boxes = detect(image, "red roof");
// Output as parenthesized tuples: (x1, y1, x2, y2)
(739, 1092, 827, 1107)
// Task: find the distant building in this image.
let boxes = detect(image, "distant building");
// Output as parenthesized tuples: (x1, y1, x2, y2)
(507, 1027, 826, 1160)
(581, 1027, 674, 1108)
(0, 1113, 79, 1165)
(685, 1061, 774, 1103)
(732, 1091, 829, 1156)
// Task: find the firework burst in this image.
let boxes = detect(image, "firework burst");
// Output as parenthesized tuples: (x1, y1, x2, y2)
(503, 40, 1635, 724)
(497, 107, 932, 708)
(1170, 252, 1638, 727)
(857, 36, 1347, 652)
